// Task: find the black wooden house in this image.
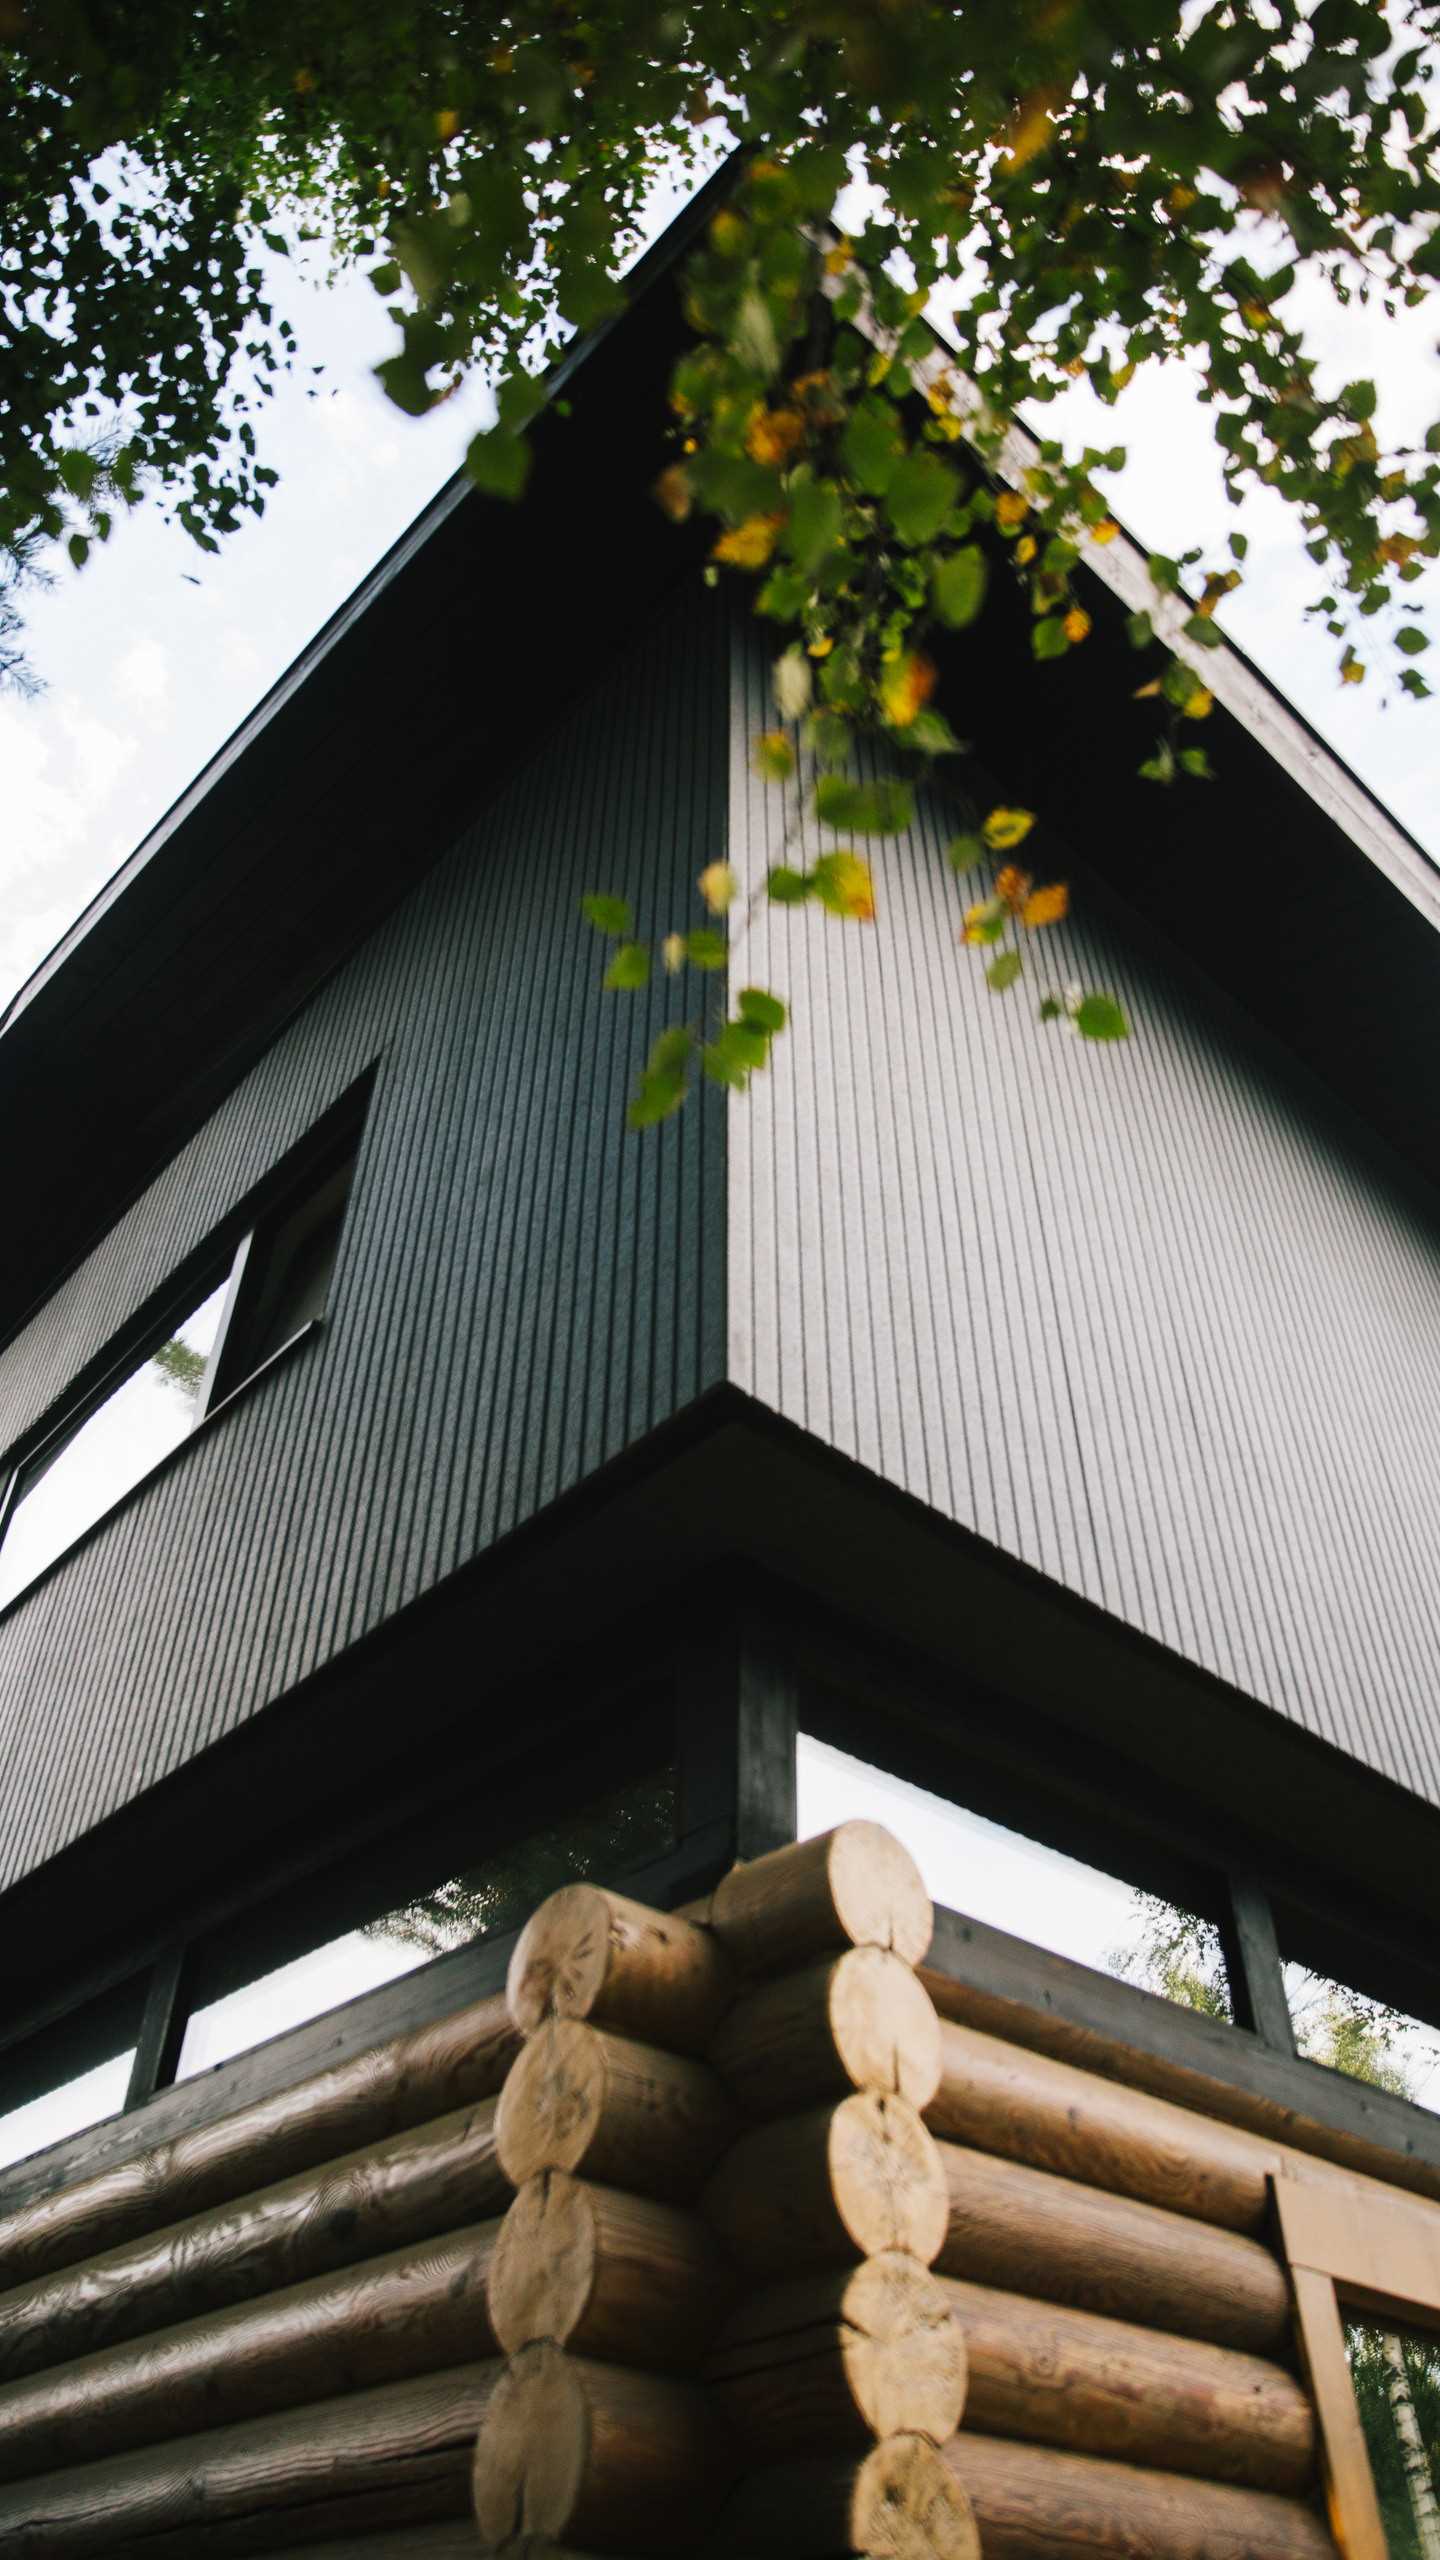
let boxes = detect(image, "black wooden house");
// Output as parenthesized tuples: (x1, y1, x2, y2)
(0, 188, 1438, 2557)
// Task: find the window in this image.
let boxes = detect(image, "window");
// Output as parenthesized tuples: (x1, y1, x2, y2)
(0, 1092, 366, 1614)
(1282, 1962, 1440, 2118)
(797, 1733, 1230, 2017)
(1345, 2319, 1440, 2556)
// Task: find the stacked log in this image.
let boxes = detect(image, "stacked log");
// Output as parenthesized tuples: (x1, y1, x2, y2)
(0, 1996, 518, 2549)
(473, 1825, 976, 2560)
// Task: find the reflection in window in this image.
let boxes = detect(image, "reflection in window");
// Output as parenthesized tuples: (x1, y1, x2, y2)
(0, 1276, 231, 1612)
(1285, 1966, 1440, 2116)
(175, 1769, 678, 2083)
(0, 2050, 135, 2174)
(796, 1735, 1225, 2013)
(1346, 2319, 1440, 2558)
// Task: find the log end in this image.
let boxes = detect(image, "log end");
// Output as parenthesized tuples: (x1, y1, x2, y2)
(710, 1824, 932, 1975)
(507, 1886, 614, 2038)
(855, 2434, 982, 2560)
(832, 2093, 950, 2269)
(495, 2020, 606, 2189)
(488, 2172, 598, 2357)
(473, 2343, 589, 2549)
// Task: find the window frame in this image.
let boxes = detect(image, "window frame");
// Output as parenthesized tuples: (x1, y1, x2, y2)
(0, 1082, 370, 1618)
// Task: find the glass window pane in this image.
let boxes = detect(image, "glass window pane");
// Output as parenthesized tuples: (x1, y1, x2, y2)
(1285, 1966, 1440, 2115)
(0, 2050, 135, 2174)
(0, 1273, 231, 1611)
(797, 1734, 1228, 2016)
(176, 1769, 678, 2082)
(1345, 2319, 1440, 2557)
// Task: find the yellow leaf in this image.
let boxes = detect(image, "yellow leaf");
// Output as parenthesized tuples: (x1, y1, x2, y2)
(1181, 686, 1214, 719)
(822, 852, 876, 921)
(823, 237, 854, 276)
(1340, 651, 1365, 686)
(1015, 535, 1037, 566)
(653, 464, 693, 524)
(807, 634, 834, 657)
(982, 806, 1036, 852)
(868, 350, 892, 388)
(745, 407, 807, 467)
(1167, 182, 1197, 214)
(1002, 84, 1065, 172)
(662, 933, 687, 975)
(710, 209, 745, 254)
(1063, 606, 1091, 644)
(1378, 533, 1418, 566)
(995, 865, 1032, 910)
(1091, 517, 1120, 545)
(995, 491, 1029, 534)
(435, 106, 460, 141)
(698, 861, 740, 914)
(1133, 677, 1163, 699)
(962, 897, 1007, 945)
(713, 515, 784, 569)
(1022, 881, 1069, 928)
(879, 652, 937, 729)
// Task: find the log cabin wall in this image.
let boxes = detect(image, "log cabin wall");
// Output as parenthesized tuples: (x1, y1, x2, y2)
(2, 1818, 1436, 2556)
(725, 610, 1440, 1816)
(0, 586, 729, 1899)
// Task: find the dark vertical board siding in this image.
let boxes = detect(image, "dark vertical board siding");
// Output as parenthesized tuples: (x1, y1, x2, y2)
(0, 592, 728, 1890)
(727, 616, 1440, 1808)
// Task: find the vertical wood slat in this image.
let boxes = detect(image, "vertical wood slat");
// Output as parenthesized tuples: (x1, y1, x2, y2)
(725, 607, 1440, 1814)
(0, 588, 730, 1893)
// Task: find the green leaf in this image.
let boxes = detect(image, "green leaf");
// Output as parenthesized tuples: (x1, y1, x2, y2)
(841, 399, 905, 496)
(1148, 552, 1181, 593)
(885, 451, 958, 546)
(804, 709, 851, 766)
(1125, 610, 1154, 650)
(904, 709, 965, 756)
(1139, 743, 1176, 785)
(738, 986, 787, 1032)
(604, 942, 651, 991)
(66, 532, 89, 568)
(946, 832, 983, 872)
(767, 866, 814, 904)
(1179, 746, 1214, 779)
(1075, 993, 1130, 1041)
(814, 774, 914, 834)
(57, 449, 100, 500)
(685, 929, 728, 970)
(1181, 614, 1223, 649)
(369, 260, 402, 295)
(733, 288, 781, 378)
(581, 894, 632, 937)
(1032, 615, 1070, 661)
(1396, 625, 1429, 656)
(465, 427, 531, 498)
(933, 545, 988, 628)
(1038, 995, 1064, 1022)
(986, 950, 1023, 992)
(785, 476, 844, 575)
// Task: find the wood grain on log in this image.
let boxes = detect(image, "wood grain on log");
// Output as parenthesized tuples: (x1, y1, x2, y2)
(704, 1825, 933, 1977)
(706, 2433, 979, 2559)
(711, 1948, 942, 2122)
(937, 2141, 1291, 2353)
(471, 2341, 723, 2553)
(945, 2274, 1314, 2493)
(0, 2361, 499, 2557)
(705, 2094, 948, 2277)
(707, 2250, 966, 2455)
(495, 2020, 734, 2201)
(488, 2170, 731, 2366)
(929, 2021, 1270, 2233)
(0, 2100, 504, 2388)
(0, 1993, 517, 2296)
(0, 2221, 499, 2484)
(507, 1887, 732, 2054)
(944, 2430, 1336, 2560)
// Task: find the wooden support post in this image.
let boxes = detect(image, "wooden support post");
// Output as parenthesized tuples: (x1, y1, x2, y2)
(676, 1610, 799, 1870)
(495, 2021, 735, 2201)
(1287, 2263, 1388, 2560)
(1222, 1875, 1298, 2058)
(471, 2342, 725, 2553)
(489, 2172, 733, 2368)
(707, 2252, 966, 2457)
(706, 2434, 980, 2559)
(705, 2093, 949, 2277)
(936, 2139, 1292, 2354)
(124, 1948, 188, 2113)
(507, 1886, 732, 2054)
(942, 2430, 1337, 2560)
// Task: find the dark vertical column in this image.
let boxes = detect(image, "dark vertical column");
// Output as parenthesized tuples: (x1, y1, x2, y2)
(124, 1948, 189, 2111)
(675, 1594, 800, 1879)
(1220, 1871, 1296, 2055)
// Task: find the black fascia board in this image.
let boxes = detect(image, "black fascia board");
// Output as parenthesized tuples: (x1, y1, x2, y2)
(3, 166, 1439, 1349)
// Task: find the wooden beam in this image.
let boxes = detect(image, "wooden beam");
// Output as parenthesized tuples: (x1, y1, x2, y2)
(1286, 2264, 1388, 2560)
(705, 2093, 949, 2276)
(707, 2252, 967, 2456)
(488, 2172, 732, 2367)
(701, 1824, 933, 1977)
(471, 2343, 724, 2554)
(506, 1886, 732, 2053)
(0, 2098, 506, 2388)
(123, 1948, 188, 2114)
(1223, 1874, 1297, 2058)
(0, 2220, 501, 2484)
(495, 2019, 735, 2200)
(711, 1948, 942, 2121)
(942, 2430, 1336, 2560)
(707, 2434, 980, 2559)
